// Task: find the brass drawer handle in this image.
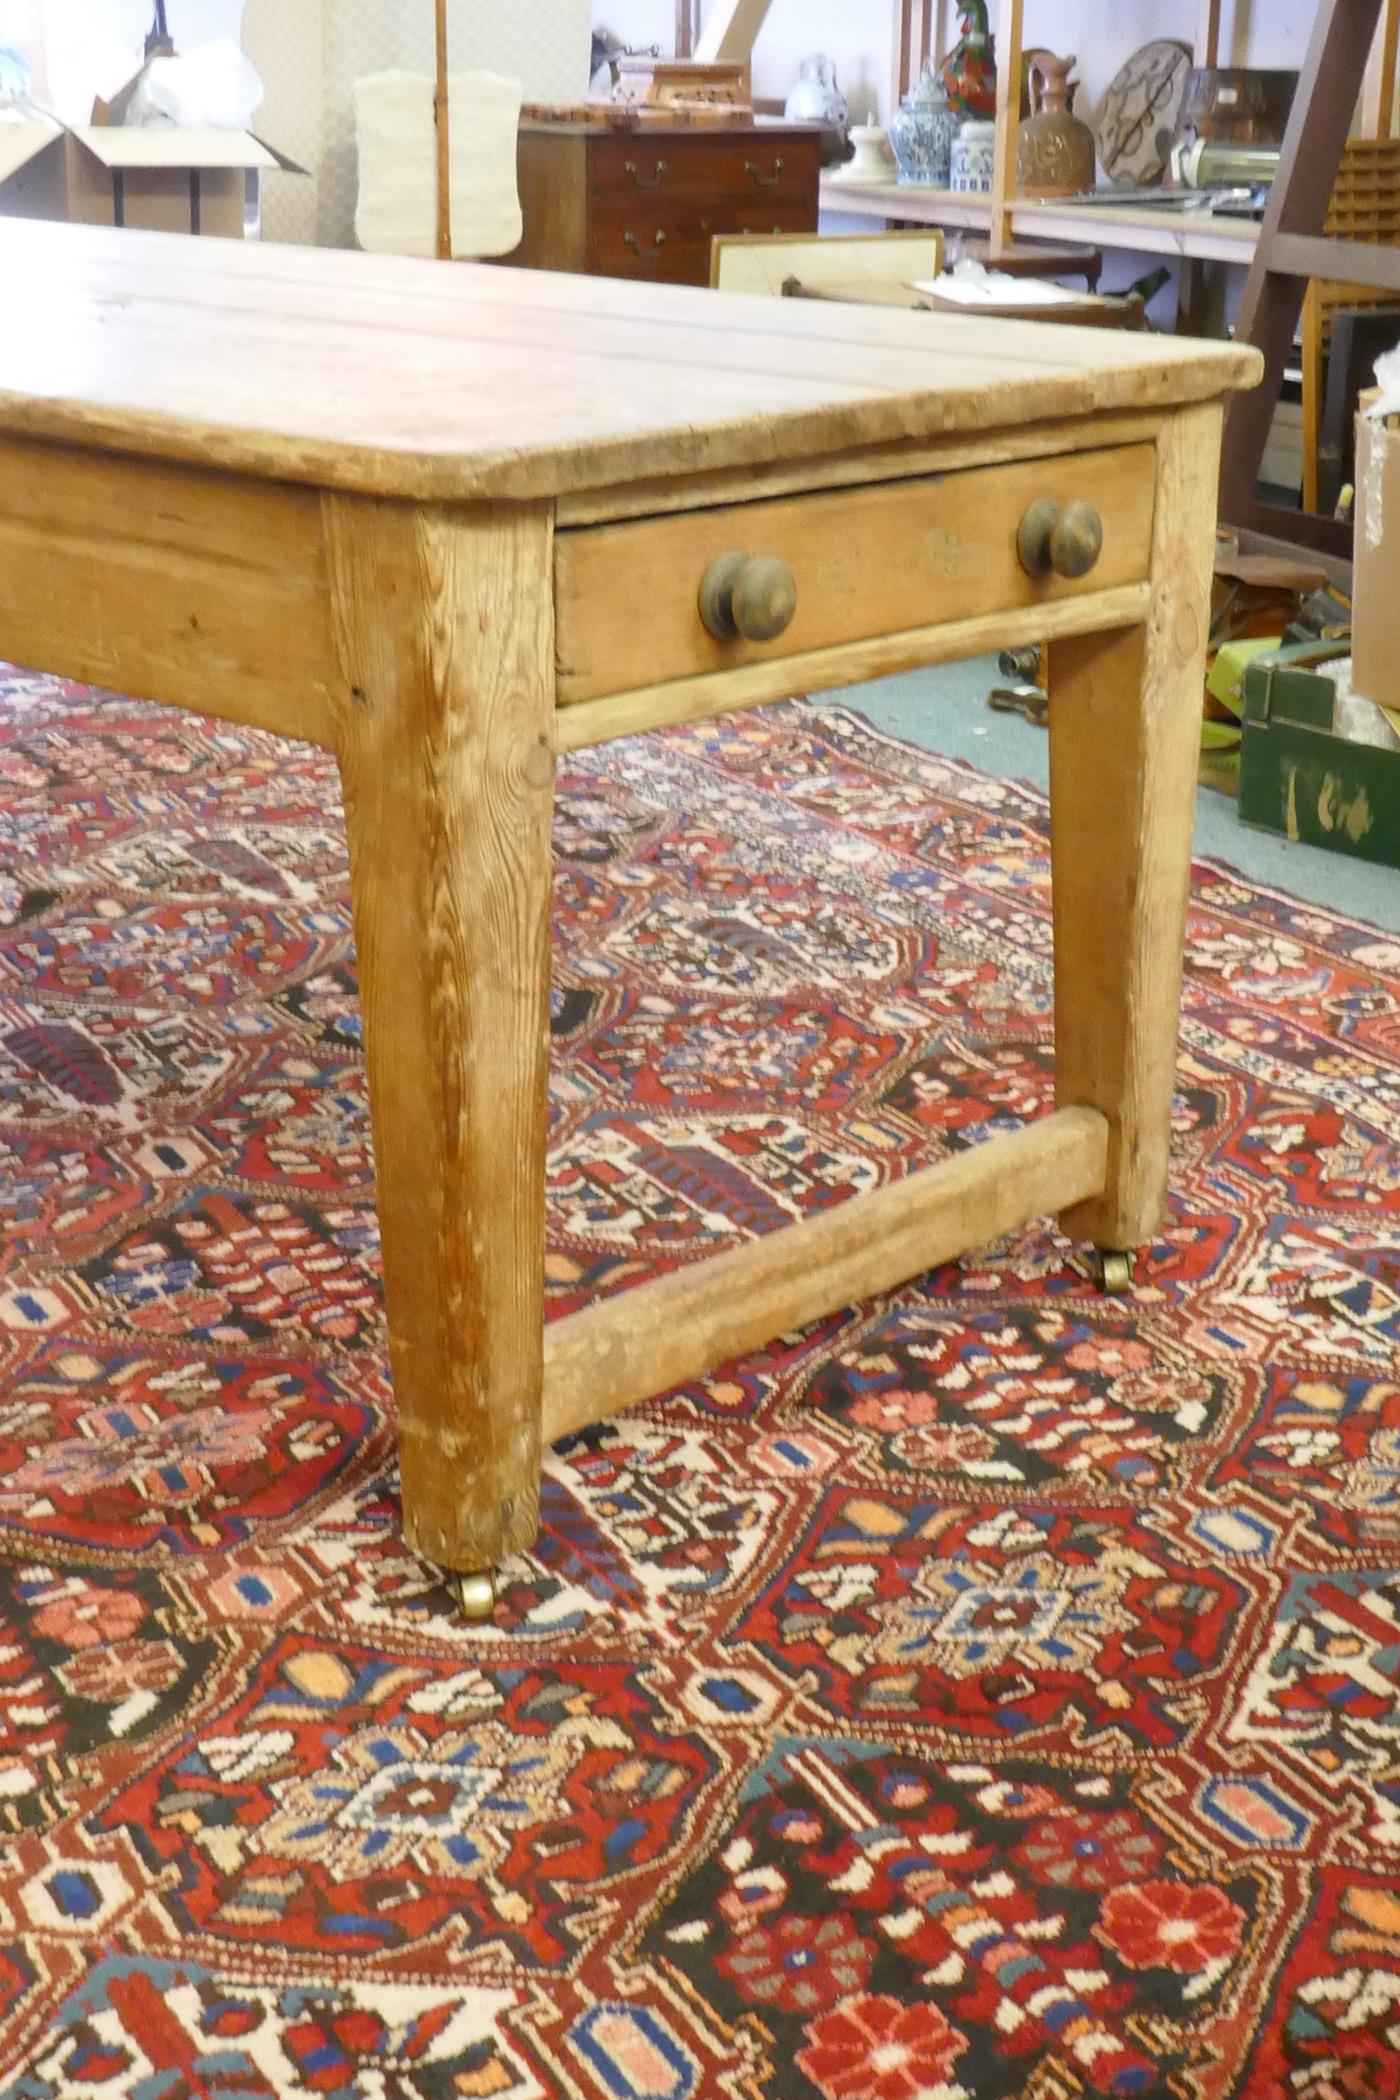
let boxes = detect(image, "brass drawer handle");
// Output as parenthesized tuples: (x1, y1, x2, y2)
(624, 158, 668, 189)
(623, 229, 668, 258)
(1017, 497, 1104, 580)
(744, 156, 786, 188)
(698, 552, 798, 643)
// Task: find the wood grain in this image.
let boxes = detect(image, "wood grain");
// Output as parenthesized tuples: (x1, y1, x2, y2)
(542, 1108, 1109, 1443)
(327, 497, 556, 1573)
(0, 434, 342, 743)
(508, 128, 589, 273)
(1362, 0, 1400, 136)
(555, 445, 1155, 704)
(989, 0, 1024, 259)
(433, 0, 451, 261)
(554, 408, 1169, 524)
(0, 221, 1260, 505)
(1047, 403, 1223, 1252)
(555, 581, 1151, 752)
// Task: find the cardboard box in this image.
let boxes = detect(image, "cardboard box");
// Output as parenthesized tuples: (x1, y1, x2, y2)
(1353, 403, 1400, 714)
(1239, 641, 1400, 871)
(0, 118, 300, 237)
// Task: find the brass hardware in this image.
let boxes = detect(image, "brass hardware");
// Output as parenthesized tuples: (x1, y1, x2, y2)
(988, 685, 1049, 727)
(453, 1568, 500, 1621)
(698, 552, 798, 644)
(624, 158, 668, 189)
(1017, 496, 1104, 581)
(1093, 1249, 1134, 1295)
(623, 229, 668, 258)
(744, 157, 786, 188)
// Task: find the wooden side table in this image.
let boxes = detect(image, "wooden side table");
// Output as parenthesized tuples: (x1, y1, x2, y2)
(0, 223, 1259, 1614)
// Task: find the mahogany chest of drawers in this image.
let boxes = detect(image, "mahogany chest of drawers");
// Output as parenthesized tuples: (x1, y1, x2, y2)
(506, 120, 823, 286)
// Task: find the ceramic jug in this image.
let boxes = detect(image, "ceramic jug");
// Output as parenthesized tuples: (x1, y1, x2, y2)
(1016, 51, 1096, 197)
(785, 54, 848, 138)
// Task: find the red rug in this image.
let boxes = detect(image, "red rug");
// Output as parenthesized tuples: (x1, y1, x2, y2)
(1, 667, 1398, 2100)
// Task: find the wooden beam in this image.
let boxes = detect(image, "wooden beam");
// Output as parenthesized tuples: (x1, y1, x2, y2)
(1362, 0, 1400, 136)
(1226, 495, 1352, 560)
(894, 0, 915, 107)
(695, 0, 775, 64)
(1196, 0, 1224, 67)
(434, 0, 451, 260)
(1270, 230, 1400, 290)
(988, 0, 1024, 262)
(541, 1107, 1109, 1444)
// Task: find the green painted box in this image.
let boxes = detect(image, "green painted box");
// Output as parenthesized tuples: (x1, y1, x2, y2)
(1239, 642, 1400, 871)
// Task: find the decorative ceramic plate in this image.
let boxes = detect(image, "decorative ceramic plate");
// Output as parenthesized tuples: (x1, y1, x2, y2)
(1097, 39, 1192, 189)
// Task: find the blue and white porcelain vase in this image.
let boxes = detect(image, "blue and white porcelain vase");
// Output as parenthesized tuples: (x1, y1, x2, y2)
(950, 117, 998, 192)
(889, 58, 959, 187)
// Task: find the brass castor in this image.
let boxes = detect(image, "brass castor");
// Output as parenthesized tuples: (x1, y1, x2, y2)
(452, 1569, 500, 1622)
(1093, 1249, 1135, 1297)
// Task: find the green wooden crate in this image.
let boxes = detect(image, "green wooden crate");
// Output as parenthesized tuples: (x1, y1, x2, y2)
(1239, 643, 1400, 872)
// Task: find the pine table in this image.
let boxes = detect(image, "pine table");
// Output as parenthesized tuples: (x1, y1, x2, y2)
(0, 221, 1259, 1613)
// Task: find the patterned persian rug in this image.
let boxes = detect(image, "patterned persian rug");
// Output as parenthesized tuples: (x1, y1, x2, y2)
(1, 665, 1398, 2100)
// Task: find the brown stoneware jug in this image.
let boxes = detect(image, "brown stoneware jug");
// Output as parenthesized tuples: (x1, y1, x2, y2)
(1017, 51, 1096, 197)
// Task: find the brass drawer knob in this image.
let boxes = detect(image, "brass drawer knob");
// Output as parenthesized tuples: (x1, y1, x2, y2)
(1017, 497, 1104, 581)
(698, 553, 798, 643)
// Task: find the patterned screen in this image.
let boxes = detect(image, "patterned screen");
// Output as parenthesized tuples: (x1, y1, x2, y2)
(242, 0, 590, 248)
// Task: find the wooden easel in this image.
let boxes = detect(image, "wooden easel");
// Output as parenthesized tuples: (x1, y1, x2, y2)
(1219, 0, 1400, 556)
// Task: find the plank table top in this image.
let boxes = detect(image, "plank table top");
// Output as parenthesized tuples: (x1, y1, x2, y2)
(0, 220, 1260, 503)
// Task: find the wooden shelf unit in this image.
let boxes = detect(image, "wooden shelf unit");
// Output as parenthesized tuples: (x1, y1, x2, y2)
(819, 178, 1262, 266)
(877, 0, 1399, 264)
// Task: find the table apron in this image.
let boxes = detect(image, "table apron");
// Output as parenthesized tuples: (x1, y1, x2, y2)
(555, 581, 1152, 751)
(0, 435, 347, 748)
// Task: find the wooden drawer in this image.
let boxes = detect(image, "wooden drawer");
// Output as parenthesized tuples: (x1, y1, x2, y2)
(587, 202, 815, 284)
(588, 133, 818, 216)
(555, 445, 1156, 705)
(588, 133, 733, 206)
(587, 217, 712, 283)
(586, 132, 818, 284)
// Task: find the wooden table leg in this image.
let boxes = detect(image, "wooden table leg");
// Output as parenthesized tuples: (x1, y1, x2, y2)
(326, 496, 556, 1578)
(1046, 403, 1222, 1260)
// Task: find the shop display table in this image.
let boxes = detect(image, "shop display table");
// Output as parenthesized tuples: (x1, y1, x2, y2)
(0, 221, 1258, 1609)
